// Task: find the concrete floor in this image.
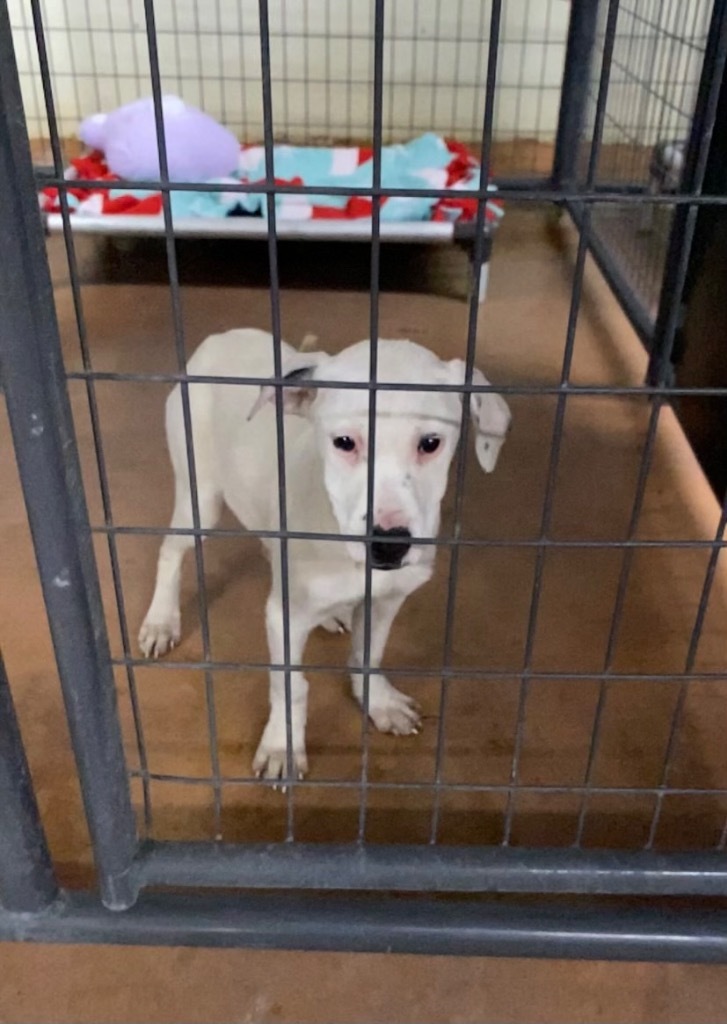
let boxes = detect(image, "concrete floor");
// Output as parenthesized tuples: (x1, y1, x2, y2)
(2, 208, 727, 1020)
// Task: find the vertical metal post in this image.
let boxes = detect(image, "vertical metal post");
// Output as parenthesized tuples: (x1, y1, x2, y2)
(0, 651, 59, 913)
(647, 0, 727, 385)
(257, 0, 296, 835)
(431, 0, 503, 843)
(552, 0, 600, 188)
(0, 3, 138, 910)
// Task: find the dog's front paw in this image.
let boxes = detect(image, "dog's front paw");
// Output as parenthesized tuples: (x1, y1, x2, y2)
(139, 616, 180, 658)
(368, 685, 421, 736)
(253, 738, 308, 783)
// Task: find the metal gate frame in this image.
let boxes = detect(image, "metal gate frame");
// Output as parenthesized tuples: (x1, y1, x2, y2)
(553, 0, 727, 364)
(4, 0, 727, 961)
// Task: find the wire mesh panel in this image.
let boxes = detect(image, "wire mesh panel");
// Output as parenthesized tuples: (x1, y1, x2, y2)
(4, 0, 727, 959)
(580, 0, 714, 332)
(9, 0, 568, 179)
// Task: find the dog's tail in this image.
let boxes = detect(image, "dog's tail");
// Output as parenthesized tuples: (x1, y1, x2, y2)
(299, 333, 319, 353)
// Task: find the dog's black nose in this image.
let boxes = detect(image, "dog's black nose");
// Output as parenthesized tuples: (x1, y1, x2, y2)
(371, 526, 412, 569)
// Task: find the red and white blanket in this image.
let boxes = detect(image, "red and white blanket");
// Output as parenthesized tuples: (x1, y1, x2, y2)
(40, 133, 503, 226)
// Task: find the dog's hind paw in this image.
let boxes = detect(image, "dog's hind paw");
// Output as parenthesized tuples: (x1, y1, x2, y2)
(369, 687, 422, 737)
(139, 616, 180, 658)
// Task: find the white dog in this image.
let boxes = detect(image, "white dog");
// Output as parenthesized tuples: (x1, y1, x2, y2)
(139, 329, 511, 779)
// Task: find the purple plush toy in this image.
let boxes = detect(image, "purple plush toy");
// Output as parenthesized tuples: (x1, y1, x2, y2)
(78, 95, 240, 182)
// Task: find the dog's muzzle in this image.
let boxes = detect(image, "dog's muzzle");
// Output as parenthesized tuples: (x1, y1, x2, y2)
(371, 526, 412, 570)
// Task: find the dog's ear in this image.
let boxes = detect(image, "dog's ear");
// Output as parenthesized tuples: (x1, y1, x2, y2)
(248, 348, 330, 420)
(446, 359, 511, 472)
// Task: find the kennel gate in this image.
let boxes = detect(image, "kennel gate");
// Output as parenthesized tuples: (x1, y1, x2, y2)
(556, 0, 722, 376)
(4, 0, 727, 960)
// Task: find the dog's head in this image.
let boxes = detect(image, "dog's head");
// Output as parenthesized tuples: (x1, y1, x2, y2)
(251, 338, 511, 569)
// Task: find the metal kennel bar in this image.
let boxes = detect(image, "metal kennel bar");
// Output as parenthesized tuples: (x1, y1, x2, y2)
(4, 0, 727, 963)
(141, 0, 225, 839)
(0, 652, 59, 914)
(256, 0, 297, 834)
(29, 0, 153, 837)
(430, 0, 502, 844)
(648, 0, 727, 384)
(4, 889, 727, 963)
(552, 0, 600, 190)
(0, 0, 139, 911)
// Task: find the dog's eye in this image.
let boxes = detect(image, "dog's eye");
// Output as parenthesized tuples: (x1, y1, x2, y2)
(333, 436, 356, 453)
(418, 435, 441, 455)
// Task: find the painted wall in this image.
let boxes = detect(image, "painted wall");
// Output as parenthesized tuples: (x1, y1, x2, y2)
(10, 0, 569, 144)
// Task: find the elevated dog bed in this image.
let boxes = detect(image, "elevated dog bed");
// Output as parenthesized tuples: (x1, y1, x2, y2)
(39, 134, 503, 301)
